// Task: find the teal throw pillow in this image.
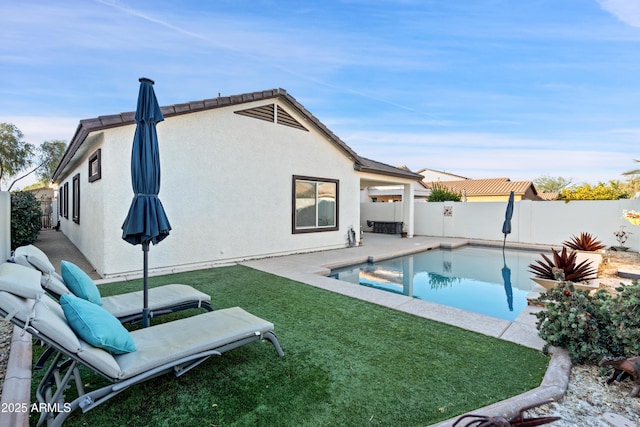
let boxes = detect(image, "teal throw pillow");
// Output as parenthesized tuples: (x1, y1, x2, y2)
(60, 260, 102, 306)
(60, 294, 136, 354)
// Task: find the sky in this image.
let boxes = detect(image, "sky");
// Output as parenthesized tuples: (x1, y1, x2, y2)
(2, 0, 640, 189)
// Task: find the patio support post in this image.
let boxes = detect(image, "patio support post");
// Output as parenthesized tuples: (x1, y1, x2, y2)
(403, 183, 414, 237)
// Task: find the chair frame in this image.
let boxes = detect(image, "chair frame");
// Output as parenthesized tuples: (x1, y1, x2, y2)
(2, 305, 283, 427)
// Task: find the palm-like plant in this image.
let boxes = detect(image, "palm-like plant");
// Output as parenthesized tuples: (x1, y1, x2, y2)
(528, 247, 597, 282)
(563, 232, 605, 252)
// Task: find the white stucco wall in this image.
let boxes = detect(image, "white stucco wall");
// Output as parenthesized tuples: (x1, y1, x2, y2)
(57, 133, 107, 274)
(362, 199, 640, 250)
(0, 192, 10, 262)
(58, 99, 363, 277)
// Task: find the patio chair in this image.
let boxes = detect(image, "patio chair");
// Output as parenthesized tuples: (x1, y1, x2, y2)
(0, 262, 284, 427)
(12, 245, 213, 324)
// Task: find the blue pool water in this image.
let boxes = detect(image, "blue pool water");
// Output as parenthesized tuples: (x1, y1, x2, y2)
(330, 246, 546, 321)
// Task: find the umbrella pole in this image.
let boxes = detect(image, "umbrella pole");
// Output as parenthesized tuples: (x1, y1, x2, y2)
(142, 242, 150, 328)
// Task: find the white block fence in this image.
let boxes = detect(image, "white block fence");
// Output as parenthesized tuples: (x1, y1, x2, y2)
(361, 199, 640, 251)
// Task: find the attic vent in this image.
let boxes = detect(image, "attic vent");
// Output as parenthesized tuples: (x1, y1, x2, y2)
(276, 105, 308, 131)
(234, 104, 274, 122)
(234, 103, 308, 132)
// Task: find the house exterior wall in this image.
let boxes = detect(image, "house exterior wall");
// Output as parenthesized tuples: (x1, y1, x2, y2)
(419, 170, 466, 182)
(57, 132, 107, 274)
(362, 199, 640, 250)
(57, 99, 362, 278)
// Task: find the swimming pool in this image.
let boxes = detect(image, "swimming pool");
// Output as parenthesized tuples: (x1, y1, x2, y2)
(330, 245, 547, 321)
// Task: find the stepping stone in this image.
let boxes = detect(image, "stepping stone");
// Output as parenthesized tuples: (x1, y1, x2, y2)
(601, 412, 637, 427)
(618, 267, 640, 280)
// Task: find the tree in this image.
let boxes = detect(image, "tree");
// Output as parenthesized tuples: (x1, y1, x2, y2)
(0, 122, 34, 190)
(622, 160, 640, 196)
(533, 175, 573, 193)
(622, 159, 640, 177)
(559, 181, 631, 200)
(35, 140, 67, 183)
(428, 182, 462, 202)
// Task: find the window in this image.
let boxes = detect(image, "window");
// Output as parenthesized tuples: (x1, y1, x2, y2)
(88, 149, 101, 182)
(292, 175, 338, 233)
(58, 185, 64, 217)
(63, 182, 69, 219)
(72, 174, 80, 224)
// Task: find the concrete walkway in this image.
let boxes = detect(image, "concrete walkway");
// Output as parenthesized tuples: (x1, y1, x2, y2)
(30, 229, 101, 279)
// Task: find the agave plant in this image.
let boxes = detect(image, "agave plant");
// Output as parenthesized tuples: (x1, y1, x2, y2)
(563, 232, 605, 252)
(528, 247, 597, 282)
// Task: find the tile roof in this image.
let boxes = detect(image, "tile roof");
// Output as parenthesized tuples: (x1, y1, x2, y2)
(539, 191, 560, 200)
(53, 88, 422, 183)
(426, 177, 538, 196)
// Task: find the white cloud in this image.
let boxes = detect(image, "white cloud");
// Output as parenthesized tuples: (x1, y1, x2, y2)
(597, 0, 640, 28)
(4, 116, 78, 146)
(340, 130, 631, 185)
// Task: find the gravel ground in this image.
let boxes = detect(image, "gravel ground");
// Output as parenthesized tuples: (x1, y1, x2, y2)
(0, 320, 12, 390)
(0, 250, 639, 425)
(529, 364, 640, 426)
(525, 249, 640, 426)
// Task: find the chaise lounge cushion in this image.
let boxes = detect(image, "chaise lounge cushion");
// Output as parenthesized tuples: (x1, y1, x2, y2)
(61, 294, 136, 355)
(0, 262, 44, 300)
(61, 260, 102, 305)
(12, 244, 56, 275)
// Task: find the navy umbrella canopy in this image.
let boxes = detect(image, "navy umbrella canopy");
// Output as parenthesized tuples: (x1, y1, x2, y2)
(501, 191, 515, 248)
(121, 77, 171, 327)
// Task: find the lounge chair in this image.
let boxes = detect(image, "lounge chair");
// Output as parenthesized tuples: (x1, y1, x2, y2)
(0, 262, 284, 427)
(12, 245, 213, 323)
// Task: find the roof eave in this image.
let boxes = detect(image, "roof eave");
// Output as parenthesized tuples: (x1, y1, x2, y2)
(52, 88, 372, 183)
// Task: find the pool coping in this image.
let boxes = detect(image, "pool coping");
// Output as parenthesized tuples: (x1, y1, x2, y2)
(242, 236, 549, 350)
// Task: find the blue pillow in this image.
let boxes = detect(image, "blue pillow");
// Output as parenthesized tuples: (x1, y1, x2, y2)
(60, 294, 136, 354)
(60, 260, 102, 306)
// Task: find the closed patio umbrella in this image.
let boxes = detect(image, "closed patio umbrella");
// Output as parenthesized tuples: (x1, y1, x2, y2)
(121, 77, 171, 328)
(501, 191, 515, 249)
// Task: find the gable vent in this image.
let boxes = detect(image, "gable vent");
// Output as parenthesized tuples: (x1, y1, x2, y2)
(234, 104, 308, 132)
(234, 104, 274, 122)
(276, 105, 308, 131)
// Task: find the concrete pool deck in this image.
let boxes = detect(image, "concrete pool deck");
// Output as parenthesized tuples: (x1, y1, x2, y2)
(242, 233, 548, 350)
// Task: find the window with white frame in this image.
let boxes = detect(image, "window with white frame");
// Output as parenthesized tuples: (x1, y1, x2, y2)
(292, 175, 338, 233)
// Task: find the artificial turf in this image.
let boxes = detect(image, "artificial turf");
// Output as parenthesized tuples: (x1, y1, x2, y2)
(31, 265, 548, 426)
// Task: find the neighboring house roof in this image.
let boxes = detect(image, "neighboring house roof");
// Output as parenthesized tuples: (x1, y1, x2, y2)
(53, 88, 422, 183)
(539, 191, 560, 200)
(425, 177, 541, 199)
(417, 167, 469, 181)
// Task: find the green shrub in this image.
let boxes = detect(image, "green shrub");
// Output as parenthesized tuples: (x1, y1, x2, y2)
(427, 182, 462, 202)
(602, 283, 640, 357)
(10, 191, 41, 250)
(535, 281, 640, 364)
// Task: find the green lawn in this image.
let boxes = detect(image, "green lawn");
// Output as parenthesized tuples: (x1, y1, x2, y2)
(31, 265, 548, 426)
